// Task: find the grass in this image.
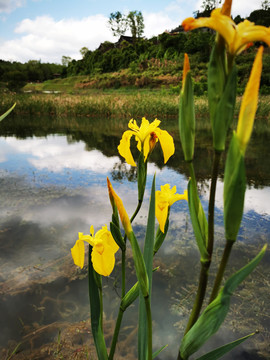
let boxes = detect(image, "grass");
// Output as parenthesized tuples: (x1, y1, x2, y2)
(1, 90, 270, 129)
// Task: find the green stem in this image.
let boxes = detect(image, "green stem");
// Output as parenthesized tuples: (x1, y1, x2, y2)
(187, 162, 199, 210)
(183, 152, 221, 334)
(109, 196, 142, 360)
(209, 240, 234, 303)
(208, 150, 222, 258)
(108, 308, 124, 360)
(144, 295, 152, 360)
(98, 282, 103, 331)
(130, 199, 143, 223)
(121, 249, 126, 298)
(183, 262, 209, 335)
(183, 162, 209, 334)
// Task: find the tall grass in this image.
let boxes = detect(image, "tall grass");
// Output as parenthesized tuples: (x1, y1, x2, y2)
(0, 92, 269, 125)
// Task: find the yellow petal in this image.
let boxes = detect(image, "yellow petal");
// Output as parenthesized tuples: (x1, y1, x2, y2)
(236, 46, 263, 152)
(143, 134, 151, 161)
(156, 199, 168, 233)
(91, 245, 115, 276)
(155, 128, 175, 164)
(71, 232, 95, 268)
(118, 130, 136, 167)
(90, 225, 94, 236)
(182, 9, 270, 55)
(96, 225, 119, 254)
(155, 185, 188, 232)
(128, 118, 140, 132)
(71, 239, 85, 269)
(107, 177, 132, 235)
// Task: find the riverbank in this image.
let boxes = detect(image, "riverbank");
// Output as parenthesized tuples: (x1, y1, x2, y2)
(1, 91, 270, 126)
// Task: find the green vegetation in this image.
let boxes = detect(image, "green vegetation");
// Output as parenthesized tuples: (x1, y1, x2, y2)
(0, 6, 269, 99)
(1, 91, 270, 127)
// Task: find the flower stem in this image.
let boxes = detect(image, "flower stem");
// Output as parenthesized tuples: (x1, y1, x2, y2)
(183, 151, 221, 333)
(183, 262, 209, 335)
(121, 249, 126, 298)
(109, 197, 142, 359)
(108, 308, 124, 360)
(144, 295, 152, 360)
(130, 199, 143, 223)
(182, 162, 210, 335)
(209, 240, 234, 303)
(208, 150, 222, 258)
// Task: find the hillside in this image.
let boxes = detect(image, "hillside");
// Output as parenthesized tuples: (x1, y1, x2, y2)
(3, 7, 270, 94)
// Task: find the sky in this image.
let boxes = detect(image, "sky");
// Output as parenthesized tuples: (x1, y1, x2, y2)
(0, 0, 265, 64)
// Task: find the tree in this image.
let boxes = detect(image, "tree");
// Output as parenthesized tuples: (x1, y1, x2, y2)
(126, 11, 144, 42)
(108, 10, 144, 42)
(108, 11, 127, 37)
(4, 70, 27, 92)
(194, 0, 221, 17)
(261, 0, 270, 10)
(80, 47, 89, 59)
(62, 56, 72, 67)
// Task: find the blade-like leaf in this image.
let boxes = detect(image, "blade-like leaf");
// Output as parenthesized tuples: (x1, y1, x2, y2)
(110, 221, 125, 250)
(224, 133, 246, 242)
(0, 103, 16, 122)
(188, 179, 209, 264)
(212, 64, 237, 151)
(88, 245, 108, 359)
(180, 245, 266, 359)
(152, 344, 168, 359)
(196, 332, 256, 360)
(121, 281, 140, 311)
(138, 175, 156, 359)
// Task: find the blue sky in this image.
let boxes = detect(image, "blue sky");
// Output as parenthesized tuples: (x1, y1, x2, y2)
(0, 0, 264, 64)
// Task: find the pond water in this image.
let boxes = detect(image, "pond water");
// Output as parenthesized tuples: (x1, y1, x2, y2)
(0, 115, 269, 360)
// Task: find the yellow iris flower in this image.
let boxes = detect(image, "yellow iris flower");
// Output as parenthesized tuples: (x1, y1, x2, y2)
(236, 46, 263, 152)
(71, 225, 119, 276)
(118, 117, 175, 167)
(182, 8, 270, 55)
(156, 184, 188, 232)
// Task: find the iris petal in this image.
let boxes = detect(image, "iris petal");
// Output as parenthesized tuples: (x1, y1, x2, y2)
(92, 246, 115, 276)
(156, 185, 188, 233)
(71, 240, 85, 269)
(156, 129, 175, 164)
(118, 130, 137, 166)
(182, 8, 270, 55)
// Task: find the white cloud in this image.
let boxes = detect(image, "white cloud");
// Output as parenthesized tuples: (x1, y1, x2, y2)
(0, 14, 115, 63)
(143, 11, 180, 37)
(0, 0, 24, 13)
(4, 135, 120, 173)
(0, 0, 265, 63)
(202, 179, 270, 217)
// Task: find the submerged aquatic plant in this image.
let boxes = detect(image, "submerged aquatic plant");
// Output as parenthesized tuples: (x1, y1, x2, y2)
(71, 1, 268, 359)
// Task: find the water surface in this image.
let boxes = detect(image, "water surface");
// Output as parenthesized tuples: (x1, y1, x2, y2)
(0, 116, 269, 359)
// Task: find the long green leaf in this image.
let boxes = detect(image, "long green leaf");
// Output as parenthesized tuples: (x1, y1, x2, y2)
(180, 245, 266, 359)
(179, 70, 195, 162)
(188, 179, 209, 264)
(224, 133, 246, 242)
(138, 175, 156, 360)
(212, 64, 237, 151)
(88, 245, 108, 359)
(196, 332, 256, 360)
(152, 344, 168, 359)
(0, 103, 16, 122)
